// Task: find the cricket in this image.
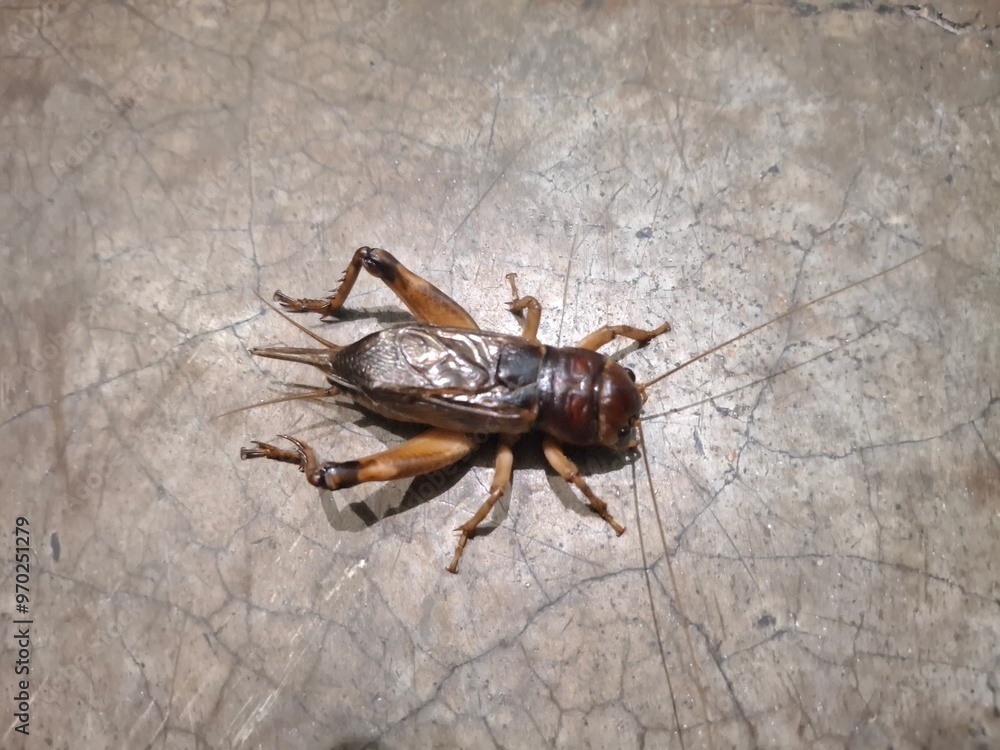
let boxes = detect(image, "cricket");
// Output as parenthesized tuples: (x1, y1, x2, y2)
(238, 245, 931, 573)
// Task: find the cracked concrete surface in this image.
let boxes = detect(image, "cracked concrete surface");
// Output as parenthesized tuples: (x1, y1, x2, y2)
(2, 1, 999, 748)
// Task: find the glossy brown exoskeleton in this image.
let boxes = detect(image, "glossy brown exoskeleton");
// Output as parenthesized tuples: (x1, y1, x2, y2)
(240, 246, 670, 572)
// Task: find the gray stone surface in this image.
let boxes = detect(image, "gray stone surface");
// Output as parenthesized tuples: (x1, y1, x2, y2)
(2, 1, 998, 748)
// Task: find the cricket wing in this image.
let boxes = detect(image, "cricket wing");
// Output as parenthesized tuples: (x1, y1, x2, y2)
(328, 325, 543, 433)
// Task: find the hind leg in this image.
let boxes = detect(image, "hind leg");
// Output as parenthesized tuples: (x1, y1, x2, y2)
(542, 436, 626, 535)
(241, 428, 478, 490)
(446, 435, 518, 573)
(274, 246, 479, 329)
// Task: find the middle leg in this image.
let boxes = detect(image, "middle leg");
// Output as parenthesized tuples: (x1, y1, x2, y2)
(542, 436, 626, 535)
(447, 434, 518, 573)
(575, 321, 671, 352)
(505, 272, 542, 343)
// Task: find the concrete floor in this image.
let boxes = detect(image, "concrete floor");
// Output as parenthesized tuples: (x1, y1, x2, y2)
(2, 1, 999, 748)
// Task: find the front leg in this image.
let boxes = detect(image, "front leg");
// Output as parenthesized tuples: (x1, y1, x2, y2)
(575, 321, 671, 352)
(274, 247, 480, 329)
(241, 428, 478, 490)
(505, 273, 542, 343)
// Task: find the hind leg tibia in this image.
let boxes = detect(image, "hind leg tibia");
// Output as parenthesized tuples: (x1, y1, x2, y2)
(274, 246, 479, 329)
(241, 429, 478, 490)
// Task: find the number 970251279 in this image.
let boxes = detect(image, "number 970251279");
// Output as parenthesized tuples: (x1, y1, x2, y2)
(235, 245, 933, 574)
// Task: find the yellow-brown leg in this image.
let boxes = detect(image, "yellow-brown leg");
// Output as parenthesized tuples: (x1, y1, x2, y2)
(575, 321, 671, 352)
(542, 436, 626, 535)
(505, 273, 542, 343)
(274, 246, 479, 329)
(241, 428, 477, 490)
(447, 435, 518, 574)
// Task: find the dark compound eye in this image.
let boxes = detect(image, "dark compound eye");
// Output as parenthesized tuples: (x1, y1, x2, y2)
(625, 367, 636, 382)
(619, 426, 631, 438)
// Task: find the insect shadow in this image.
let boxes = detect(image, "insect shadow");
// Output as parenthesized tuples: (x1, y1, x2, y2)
(321, 305, 412, 327)
(273, 397, 632, 535)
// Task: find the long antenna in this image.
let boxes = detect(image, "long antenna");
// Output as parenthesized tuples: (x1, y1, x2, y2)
(639, 247, 935, 394)
(634, 419, 713, 748)
(644, 324, 882, 420)
(632, 420, 685, 748)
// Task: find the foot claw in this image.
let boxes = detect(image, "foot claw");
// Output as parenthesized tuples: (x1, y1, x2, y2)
(275, 434, 317, 471)
(272, 290, 332, 316)
(272, 290, 304, 313)
(505, 272, 519, 299)
(240, 436, 320, 474)
(241, 440, 279, 460)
